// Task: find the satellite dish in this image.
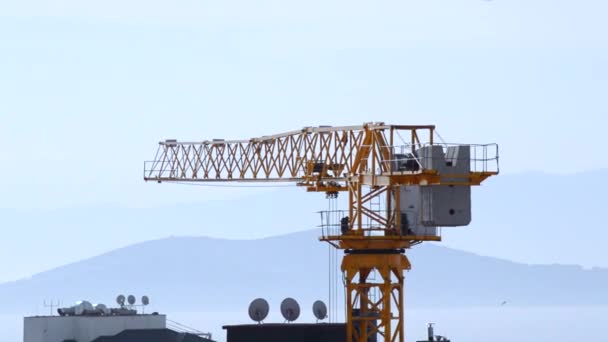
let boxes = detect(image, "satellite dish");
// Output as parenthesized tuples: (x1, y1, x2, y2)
(142, 296, 150, 306)
(95, 304, 111, 315)
(75, 301, 94, 315)
(280, 298, 300, 322)
(127, 295, 136, 305)
(116, 295, 126, 306)
(75, 303, 84, 316)
(248, 298, 269, 323)
(313, 300, 328, 321)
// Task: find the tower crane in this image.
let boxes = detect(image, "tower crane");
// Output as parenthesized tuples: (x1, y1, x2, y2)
(143, 123, 499, 342)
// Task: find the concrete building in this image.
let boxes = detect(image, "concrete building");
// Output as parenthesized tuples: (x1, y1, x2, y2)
(24, 314, 166, 342)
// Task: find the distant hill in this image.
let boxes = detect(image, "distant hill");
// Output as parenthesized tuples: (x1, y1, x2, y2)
(0, 230, 606, 314)
(442, 169, 608, 267)
(2, 170, 608, 283)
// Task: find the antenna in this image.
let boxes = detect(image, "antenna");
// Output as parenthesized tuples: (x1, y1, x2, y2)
(280, 298, 300, 322)
(116, 295, 126, 307)
(127, 295, 136, 306)
(312, 300, 328, 322)
(43, 300, 60, 316)
(248, 298, 269, 323)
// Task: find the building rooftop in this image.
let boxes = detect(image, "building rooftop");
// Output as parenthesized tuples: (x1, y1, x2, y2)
(92, 328, 214, 342)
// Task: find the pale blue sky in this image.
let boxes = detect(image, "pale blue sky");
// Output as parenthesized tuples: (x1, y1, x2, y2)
(0, 0, 607, 280)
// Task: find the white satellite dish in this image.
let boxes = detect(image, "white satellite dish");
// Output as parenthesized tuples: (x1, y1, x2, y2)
(116, 295, 126, 306)
(127, 295, 136, 305)
(75, 301, 94, 315)
(248, 298, 269, 323)
(280, 298, 300, 322)
(313, 300, 328, 321)
(142, 296, 150, 306)
(94, 304, 111, 315)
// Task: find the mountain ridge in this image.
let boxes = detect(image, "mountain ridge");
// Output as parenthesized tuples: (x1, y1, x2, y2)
(1, 229, 606, 314)
(10, 229, 604, 284)
(3, 169, 608, 282)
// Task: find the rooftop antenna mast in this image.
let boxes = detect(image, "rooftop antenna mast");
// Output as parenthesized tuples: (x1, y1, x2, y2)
(43, 300, 60, 316)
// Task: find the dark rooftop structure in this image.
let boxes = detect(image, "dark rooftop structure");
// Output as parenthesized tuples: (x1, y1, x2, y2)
(92, 329, 215, 342)
(223, 323, 346, 342)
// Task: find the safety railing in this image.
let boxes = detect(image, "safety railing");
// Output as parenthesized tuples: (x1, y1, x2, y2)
(318, 210, 441, 240)
(166, 319, 212, 340)
(145, 142, 499, 182)
(369, 143, 500, 176)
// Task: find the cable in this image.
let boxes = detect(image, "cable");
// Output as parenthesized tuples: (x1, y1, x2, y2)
(434, 130, 447, 145)
(327, 198, 333, 323)
(172, 182, 296, 188)
(166, 319, 212, 338)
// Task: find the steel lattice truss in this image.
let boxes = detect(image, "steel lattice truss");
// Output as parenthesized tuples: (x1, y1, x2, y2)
(144, 123, 444, 189)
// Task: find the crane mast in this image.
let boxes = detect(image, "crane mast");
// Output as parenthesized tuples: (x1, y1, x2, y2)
(144, 122, 499, 342)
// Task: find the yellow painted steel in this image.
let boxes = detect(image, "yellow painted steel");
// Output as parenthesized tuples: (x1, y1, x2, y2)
(144, 123, 498, 342)
(342, 253, 411, 342)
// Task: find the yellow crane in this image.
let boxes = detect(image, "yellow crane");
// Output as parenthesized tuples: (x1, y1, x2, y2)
(144, 122, 498, 342)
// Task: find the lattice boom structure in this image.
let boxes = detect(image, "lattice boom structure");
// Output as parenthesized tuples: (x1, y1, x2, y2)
(144, 122, 499, 342)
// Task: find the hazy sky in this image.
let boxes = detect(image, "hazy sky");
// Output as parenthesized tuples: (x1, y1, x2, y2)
(0, 0, 607, 280)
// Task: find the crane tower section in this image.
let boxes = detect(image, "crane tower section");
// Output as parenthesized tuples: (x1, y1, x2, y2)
(144, 123, 499, 342)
